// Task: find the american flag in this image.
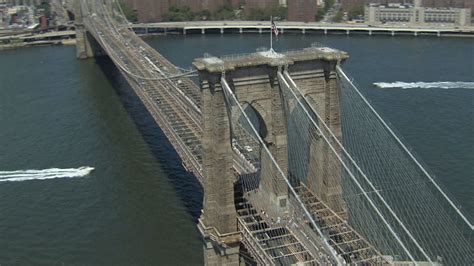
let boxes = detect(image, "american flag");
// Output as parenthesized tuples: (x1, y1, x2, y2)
(271, 19, 279, 36)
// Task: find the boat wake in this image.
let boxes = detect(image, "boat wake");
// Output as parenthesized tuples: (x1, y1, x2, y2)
(373, 81, 474, 89)
(0, 167, 94, 182)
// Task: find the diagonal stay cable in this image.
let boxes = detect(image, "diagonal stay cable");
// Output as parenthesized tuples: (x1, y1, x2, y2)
(278, 71, 419, 263)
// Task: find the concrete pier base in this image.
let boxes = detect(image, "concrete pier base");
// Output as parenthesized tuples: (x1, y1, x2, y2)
(76, 25, 94, 59)
(198, 218, 241, 266)
(74, 1, 93, 59)
(203, 239, 240, 266)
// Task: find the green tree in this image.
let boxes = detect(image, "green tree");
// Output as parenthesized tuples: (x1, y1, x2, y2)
(244, 8, 265, 20)
(163, 6, 194, 22)
(275, 6, 288, 20)
(333, 10, 343, 22)
(194, 10, 211, 20)
(324, 0, 334, 12)
(36, 2, 51, 17)
(211, 3, 235, 20)
(119, 1, 137, 22)
(243, 7, 287, 21)
(315, 8, 325, 21)
(347, 4, 364, 20)
(313, 0, 334, 21)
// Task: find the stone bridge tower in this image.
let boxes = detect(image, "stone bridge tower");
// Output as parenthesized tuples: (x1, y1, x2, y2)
(193, 47, 348, 265)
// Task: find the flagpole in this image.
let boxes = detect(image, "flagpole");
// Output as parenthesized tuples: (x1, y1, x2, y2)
(270, 16, 273, 52)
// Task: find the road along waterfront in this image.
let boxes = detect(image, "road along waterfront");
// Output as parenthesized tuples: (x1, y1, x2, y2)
(132, 21, 474, 38)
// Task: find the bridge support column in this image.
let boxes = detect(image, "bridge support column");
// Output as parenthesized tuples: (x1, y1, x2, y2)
(216, 60, 290, 218)
(183, 28, 186, 35)
(202, 28, 205, 35)
(302, 28, 306, 34)
(239, 28, 243, 34)
(202, 240, 240, 266)
(76, 25, 94, 59)
(369, 30, 372, 36)
(258, 28, 262, 34)
(391, 31, 395, 36)
(254, 66, 290, 219)
(346, 30, 350, 35)
(414, 31, 418, 37)
(287, 58, 347, 215)
(311, 65, 345, 213)
(324, 29, 328, 35)
(197, 70, 241, 266)
(220, 28, 224, 34)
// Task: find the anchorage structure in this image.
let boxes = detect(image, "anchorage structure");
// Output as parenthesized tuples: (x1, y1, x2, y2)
(74, 0, 473, 264)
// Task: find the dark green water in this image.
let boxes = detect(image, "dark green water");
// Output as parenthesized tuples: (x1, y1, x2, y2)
(0, 34, 472, 264)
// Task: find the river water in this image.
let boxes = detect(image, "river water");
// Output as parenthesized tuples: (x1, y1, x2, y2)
(0, 34, 472, 264)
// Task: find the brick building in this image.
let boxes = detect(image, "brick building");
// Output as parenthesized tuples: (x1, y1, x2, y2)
(244, 0, 280, 9)
(2, 0, 44, 6)
(288, 0, 319, 22)
(365, 3, 471, 26)
(123, 0, 236, 23)
(122, 0, 169, 22)
(174, 0, 227, 12)
(341, 0, 473, 11)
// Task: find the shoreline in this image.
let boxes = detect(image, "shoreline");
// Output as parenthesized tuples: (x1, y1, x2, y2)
(132, 21, 474, 38)
(0, 38, 76, 51)
(1, 20, 472, 51)
(137, 31, 474, 38)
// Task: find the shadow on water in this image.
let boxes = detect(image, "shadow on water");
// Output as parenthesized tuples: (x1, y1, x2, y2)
(93, 55, 203, 221)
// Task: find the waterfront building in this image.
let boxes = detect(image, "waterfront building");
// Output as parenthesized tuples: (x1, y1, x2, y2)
(123, 0, 238, 23)
(39, 14, 46, 30)
(173, 0, 227, 12)
(288, 0, 320, 22)
(245, 0, 280, 9)
(3, 0, 44, 6)
(122, 0, 169, 23)
(365, 2, 471, 26)
(342, 0, 472, 14)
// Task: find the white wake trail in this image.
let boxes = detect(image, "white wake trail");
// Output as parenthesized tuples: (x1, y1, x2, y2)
(0, 167, 94, 182)
(373, 81, 474, 89)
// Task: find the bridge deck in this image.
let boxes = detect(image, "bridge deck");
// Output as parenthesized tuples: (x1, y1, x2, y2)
(295, 184, 385, 264)
(236, 189, 327, 265)
(85, 12, 204, 181)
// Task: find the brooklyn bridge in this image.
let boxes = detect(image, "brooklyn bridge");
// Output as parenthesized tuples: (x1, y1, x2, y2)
(71, 0, 472, 264)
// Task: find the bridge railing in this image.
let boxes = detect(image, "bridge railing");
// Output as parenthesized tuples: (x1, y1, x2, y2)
(80, 0, 204, 179)
(237, 217, 274, 265)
